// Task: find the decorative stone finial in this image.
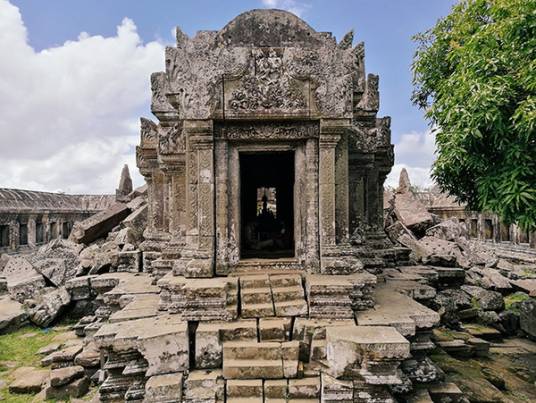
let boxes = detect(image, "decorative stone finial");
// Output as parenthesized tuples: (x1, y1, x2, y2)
(116, 164, 133, 202)
(339, 30, 354, 49)
(398, 168, 412, 193)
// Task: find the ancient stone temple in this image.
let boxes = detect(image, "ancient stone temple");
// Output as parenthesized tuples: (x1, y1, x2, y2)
(86, 10, 443, 403)
(137, 9, 402, 278)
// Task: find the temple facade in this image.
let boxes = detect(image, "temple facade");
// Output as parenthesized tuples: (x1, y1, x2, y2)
(137, 9, 402, 277)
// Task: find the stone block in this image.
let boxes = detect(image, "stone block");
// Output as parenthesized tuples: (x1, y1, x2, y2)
(356, 285, 440, 336)
(70, 202, 131, 244)
(288, 377, 320, 399)
(226, 379, 263, 398)
(50, 365, 85, 387)
(144, 372, 183, 403)
(325, 325, 410, 381)
(0, 296, 28, 334)
(259, 318, 291, 341)
(195, 320, 257, 369)
(27, 287, 71, 327)
(184, 370, 224, 403)
(9, 367, 50, 394)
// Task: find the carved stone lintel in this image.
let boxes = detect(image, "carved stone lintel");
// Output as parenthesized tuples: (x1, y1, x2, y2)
(220, 122, 318, 141)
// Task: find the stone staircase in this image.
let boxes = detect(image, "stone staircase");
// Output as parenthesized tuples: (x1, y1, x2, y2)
(87, 267, 451, 402)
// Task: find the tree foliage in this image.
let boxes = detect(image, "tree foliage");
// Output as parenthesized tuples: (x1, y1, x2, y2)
(412, 0, 536, 230)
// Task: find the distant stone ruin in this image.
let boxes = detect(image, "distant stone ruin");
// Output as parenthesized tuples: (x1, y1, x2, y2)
(0, 189, 114, 253)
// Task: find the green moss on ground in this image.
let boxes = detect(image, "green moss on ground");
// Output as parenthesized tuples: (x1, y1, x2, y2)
(432, 342, 536, 402)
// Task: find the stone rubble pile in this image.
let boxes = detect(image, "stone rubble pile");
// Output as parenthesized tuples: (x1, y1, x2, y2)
(0, 173, 534, 402)
(384, 169, 536, 343)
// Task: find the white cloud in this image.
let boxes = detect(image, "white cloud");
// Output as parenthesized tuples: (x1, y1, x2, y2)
(0, 0, 165, 194)
(385, 130, 437, 189)
(261, 0, 310, 17)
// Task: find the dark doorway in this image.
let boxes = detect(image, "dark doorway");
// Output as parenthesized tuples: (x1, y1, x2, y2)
(240, 152, 294, 259)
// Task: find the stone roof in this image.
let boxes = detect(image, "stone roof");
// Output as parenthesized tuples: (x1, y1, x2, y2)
(0, 188, 115, 213)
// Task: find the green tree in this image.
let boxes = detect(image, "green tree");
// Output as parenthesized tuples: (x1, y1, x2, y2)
(412, 0, 536, 230)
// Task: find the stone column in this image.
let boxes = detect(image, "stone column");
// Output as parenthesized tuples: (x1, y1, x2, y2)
(377, 172, 388, 229)
(366, 168, 379, 229)
(27, 214, 36, 247)
(144, 175, 156, 235)
(9, 221, 19, 251)
(319, 120, 343, 270)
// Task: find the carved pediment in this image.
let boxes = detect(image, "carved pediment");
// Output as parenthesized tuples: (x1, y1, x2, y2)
(224, 48, 312, 119)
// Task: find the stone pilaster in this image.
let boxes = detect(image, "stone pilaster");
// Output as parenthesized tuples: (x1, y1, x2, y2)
(215, 138, 229, 275)
(335, 133, 349, 242)
(305, 138, 320, 271)
(175, 120, 214, 278)
(319, 120, 344, 272)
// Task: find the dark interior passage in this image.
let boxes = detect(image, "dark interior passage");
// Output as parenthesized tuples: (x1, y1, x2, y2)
(240, 152, 294, 259)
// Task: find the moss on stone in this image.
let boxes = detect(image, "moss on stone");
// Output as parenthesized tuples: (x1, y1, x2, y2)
(504, 292, 530, 313)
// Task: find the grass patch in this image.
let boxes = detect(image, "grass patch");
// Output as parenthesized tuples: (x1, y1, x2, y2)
(0, 326, 65, 402)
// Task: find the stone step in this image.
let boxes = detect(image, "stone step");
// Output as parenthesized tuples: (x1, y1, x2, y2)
(223, 341, 281, 360)
(223, 359, 284, 379)
(240, 274, 270, 288)
(270, 274, 302, 288)
(241, 287, 272, 304)
(272, 285, 304, 302)
(226, 379, 263, 398)
(241, 302, 275, 318)
(274, 300, 308, 317)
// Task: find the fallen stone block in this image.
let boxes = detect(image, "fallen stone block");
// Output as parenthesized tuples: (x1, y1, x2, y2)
(45, 375, 90, 400)
(41, 343, 84, 367)
(356, 285, 440, 337)
(393, 192, 434, 233)
(259, 318, 291, 341)
(465, 267, 512, 292)
(326, 325, 410, 382)
(0, 296, 28, 334)
(428, 382, 464, 403)
(425, 219, 468, 242)
(27, 287, 71, 327)
(8, 367, 50, 394)
(518, 298, 536, 340)
(70, 202, 131, 244)
(50, 365, 85, 387)
(74, 341, 101, 368)
(461, 285, 504, 311)
(510, 278, 536, 297)
(32, 258, 67, 288)
(123, 204, 148, 241)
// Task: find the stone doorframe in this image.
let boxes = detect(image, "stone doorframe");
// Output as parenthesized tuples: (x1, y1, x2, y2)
(214, 121, 321, 275)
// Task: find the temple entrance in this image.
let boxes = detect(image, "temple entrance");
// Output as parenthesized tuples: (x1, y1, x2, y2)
(240, 152, 294, 259)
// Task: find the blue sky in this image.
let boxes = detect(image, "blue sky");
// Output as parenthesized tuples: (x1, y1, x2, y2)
(1, 0, 457, 193)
